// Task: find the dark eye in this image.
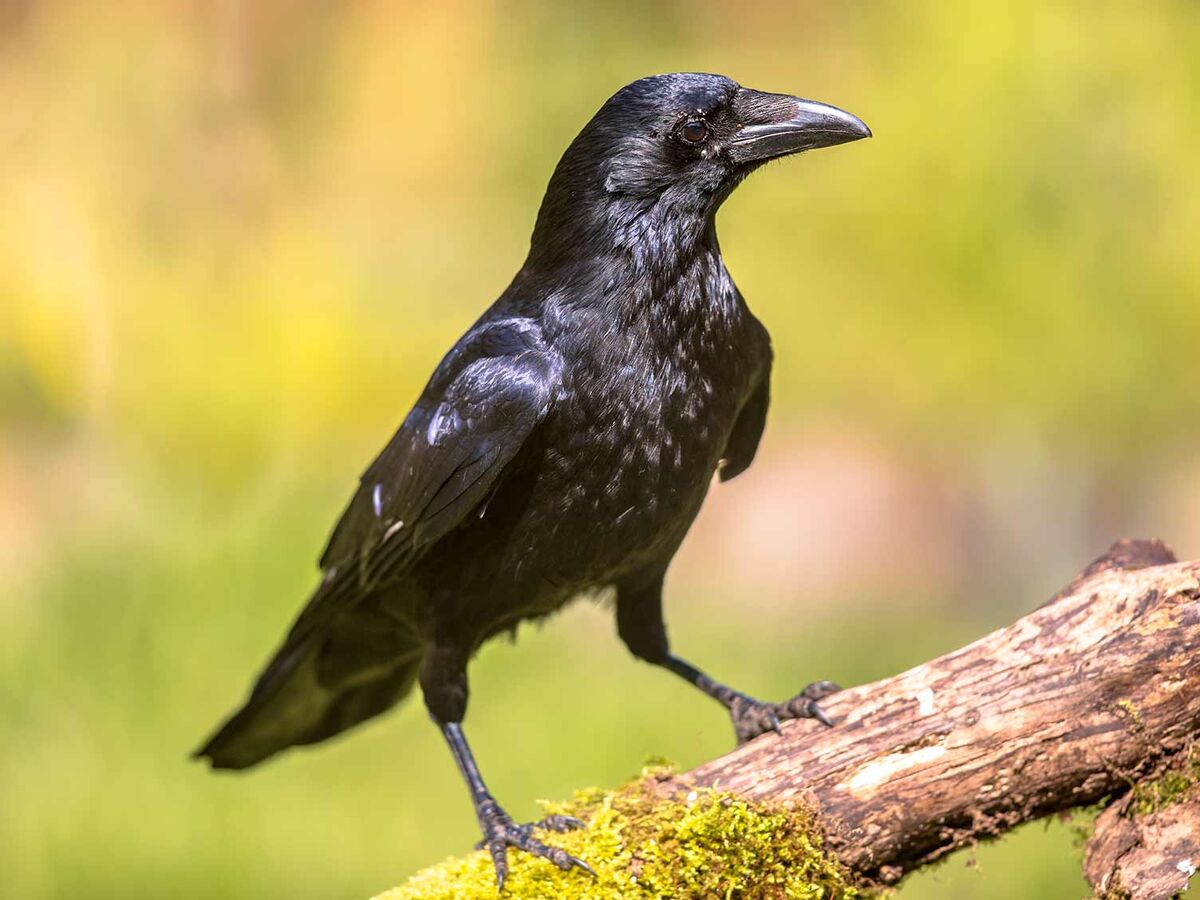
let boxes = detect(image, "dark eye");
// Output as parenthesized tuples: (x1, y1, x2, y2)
(681, 119, 709, 144)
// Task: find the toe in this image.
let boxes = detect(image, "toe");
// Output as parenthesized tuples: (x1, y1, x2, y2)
(510, 828, 585, 873)
(802, 680, 842, 700)
(535, 814, 585, 833)
(781, 693, 836, 726)
(487, 840, 509, 890)
(731, 699, 782, 744)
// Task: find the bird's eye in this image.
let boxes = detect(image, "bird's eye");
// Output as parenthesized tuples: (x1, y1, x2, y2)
(681, 119, 709, 144)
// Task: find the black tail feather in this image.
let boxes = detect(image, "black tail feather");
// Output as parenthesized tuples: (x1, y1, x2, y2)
(194, 613, 422, 771)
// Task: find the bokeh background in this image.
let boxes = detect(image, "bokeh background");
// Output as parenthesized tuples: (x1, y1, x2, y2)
(2, 1, 1198, 898)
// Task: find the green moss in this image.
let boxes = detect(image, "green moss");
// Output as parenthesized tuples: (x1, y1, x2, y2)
(1129, 745, 1200, 817)
(1115, 700, 1144, 731)
(372, 776, 864, 900)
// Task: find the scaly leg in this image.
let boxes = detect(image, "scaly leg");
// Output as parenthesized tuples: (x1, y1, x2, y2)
(617, 575, 840, 744)
(421, 645, 592, 890)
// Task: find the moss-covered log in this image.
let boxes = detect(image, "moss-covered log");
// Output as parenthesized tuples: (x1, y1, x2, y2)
(375, 775, 862, 899)
(375, 540, 1200, 899)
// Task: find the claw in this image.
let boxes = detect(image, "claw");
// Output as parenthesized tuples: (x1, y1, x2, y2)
(808, 700, 834, 727)
(574, 858, 598, 878)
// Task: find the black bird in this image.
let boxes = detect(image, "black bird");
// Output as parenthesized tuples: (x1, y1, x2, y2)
(196, 72, 870, 886)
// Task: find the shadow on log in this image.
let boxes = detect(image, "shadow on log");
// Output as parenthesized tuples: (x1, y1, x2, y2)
(378, 540, 1200, 899)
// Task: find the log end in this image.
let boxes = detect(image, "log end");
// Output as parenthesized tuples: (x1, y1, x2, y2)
(1043, 539, 1178, 609)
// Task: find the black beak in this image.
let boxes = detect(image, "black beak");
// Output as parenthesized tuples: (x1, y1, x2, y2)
(728, 90, 871, 166)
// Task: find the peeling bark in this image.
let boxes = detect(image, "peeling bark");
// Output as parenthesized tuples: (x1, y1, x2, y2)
(680, 540, 1200, 898)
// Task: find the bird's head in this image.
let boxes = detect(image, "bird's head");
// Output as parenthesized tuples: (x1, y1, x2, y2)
(528, 73, 870, 268)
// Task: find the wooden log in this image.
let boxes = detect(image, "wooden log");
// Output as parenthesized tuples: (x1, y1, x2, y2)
(684, 539, 1200, 897)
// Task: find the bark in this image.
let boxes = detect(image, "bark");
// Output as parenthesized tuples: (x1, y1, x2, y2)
(1085, 793, 1200, 899)
(682, 539, 1200, 899)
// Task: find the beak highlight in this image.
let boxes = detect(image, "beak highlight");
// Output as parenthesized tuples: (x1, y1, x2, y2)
(729, 92, 871, 165)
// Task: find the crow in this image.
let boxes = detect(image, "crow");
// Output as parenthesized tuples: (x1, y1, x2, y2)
(195, 72, 870, 887)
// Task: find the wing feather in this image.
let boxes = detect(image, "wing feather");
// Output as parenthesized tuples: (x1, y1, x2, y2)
(288, 322, 558, 645)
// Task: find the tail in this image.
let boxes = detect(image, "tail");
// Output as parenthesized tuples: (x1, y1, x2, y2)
(194, 596, 422, 771)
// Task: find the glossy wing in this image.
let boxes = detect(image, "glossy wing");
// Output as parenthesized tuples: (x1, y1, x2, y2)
(276, 337, 558, 651)
(329, 348, 556, 580)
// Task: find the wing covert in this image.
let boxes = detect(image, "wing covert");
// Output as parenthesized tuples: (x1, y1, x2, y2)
(319, 327, 559, 589)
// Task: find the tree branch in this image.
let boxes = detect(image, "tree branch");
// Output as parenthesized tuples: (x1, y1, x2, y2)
(380, 540, 1200, 899)
(684, 539, 1200, 898)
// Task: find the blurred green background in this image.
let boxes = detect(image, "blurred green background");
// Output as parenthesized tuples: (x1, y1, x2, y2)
(2, 1, 1198, 898)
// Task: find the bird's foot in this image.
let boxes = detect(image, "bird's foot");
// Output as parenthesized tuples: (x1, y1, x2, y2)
(729, 680, 841, 744)
(530, 813, 587, 833)
(473, 813, 586, 848)
(475, 797, 592, 891)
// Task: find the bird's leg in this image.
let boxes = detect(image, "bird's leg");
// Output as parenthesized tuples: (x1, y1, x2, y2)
(616, 577, 841, 745)
(661, 654, 840, 744)
(421, 645, 591, 890)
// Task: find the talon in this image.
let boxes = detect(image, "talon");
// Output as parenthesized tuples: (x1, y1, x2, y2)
(808, 700, 834, 727)
(574, 857, 598, 877)
(766, 709, 783, 734)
